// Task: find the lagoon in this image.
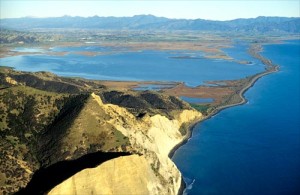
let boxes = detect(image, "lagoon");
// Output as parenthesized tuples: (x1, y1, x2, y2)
(0, 45, 264, 87)
(180, 96, 214, 104)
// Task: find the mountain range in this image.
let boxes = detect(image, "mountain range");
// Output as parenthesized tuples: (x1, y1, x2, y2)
(1, 15, 299, 33)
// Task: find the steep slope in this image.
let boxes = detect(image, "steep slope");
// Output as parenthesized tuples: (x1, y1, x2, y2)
(37, 93, 131, 167)
(47, 93, 202, 194)
(48, 155, 156, 195)
(0, 68, 202, 195)
(0, 84, 69, 193)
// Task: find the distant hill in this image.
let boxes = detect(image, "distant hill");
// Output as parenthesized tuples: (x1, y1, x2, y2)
(1, 15, 299, 33)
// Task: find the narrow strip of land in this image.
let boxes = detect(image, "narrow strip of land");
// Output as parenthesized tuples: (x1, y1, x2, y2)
(212, 44, 279, 114)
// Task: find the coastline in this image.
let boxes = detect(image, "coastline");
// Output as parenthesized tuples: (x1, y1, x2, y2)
(211, 44, 279, 114)
(170, 43, 279, 195)
(168, 117, 202, 195)
(212, 66, 279, 115)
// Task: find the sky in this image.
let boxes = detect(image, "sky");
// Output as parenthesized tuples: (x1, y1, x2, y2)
(0, 0, 299, 21)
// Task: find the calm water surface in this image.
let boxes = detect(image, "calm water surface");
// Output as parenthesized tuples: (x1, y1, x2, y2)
(0, 45, 263, 86)
(173, 40, 300, 195)
(180, 96, 214, 104)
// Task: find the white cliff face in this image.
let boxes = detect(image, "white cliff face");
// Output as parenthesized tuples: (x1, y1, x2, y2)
(5, 76, 18, 85)
(48, 155, 157, 195)
(48, 93, 202, 195)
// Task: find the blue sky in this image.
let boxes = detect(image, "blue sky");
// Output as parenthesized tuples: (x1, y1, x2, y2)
(1, 0, 299, 20)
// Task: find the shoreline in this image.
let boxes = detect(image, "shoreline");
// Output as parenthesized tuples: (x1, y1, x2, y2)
(210, 66, 279, 116)
(168, 117, 202, 195)
(170, 43, 279, 195)
(210, 44, 279, 114)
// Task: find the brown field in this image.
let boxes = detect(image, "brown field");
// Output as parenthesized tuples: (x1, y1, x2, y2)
(163, 83, 234, 105)
(0, 39, 232, 60)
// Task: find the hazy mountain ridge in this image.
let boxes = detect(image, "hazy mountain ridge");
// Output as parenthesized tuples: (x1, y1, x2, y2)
(1, 15, 299, 33)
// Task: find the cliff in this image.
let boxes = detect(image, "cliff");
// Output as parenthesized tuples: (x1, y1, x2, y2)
(0, 67, 202, 195)
(48, 93, 201, 195)
(48, 155, 155, 195)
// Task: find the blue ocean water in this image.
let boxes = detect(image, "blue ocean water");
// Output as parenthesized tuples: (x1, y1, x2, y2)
(0, 45, 264, 87)
(173, 40, 300, 195)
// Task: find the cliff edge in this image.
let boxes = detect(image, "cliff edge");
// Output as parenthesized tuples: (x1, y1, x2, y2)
(48, 93, 201, 194)
(0, 67, 202, 195)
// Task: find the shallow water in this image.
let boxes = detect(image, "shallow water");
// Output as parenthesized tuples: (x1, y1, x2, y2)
(1, 44, 264, 87)
(11, 47, 46, 53)
(173, 40, 300, 195)
(180, 96, 214, 104)
(133, 83, 176, 91)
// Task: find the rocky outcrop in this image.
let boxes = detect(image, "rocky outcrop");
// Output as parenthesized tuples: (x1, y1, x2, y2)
(0, 68, 202, 194)
(48, 93, 202, 195)
(4, 76, 18, 85)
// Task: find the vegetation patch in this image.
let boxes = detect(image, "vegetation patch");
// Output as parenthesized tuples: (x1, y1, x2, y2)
(190, 103, 211, 115)
(179, 123, 188, 136)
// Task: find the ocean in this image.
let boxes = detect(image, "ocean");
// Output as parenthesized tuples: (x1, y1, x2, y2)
(172, 40, 300, 195)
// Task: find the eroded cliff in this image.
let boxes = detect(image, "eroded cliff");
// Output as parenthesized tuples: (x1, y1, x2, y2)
(0, 67, 202, 195)
(48, 92, 201, 195)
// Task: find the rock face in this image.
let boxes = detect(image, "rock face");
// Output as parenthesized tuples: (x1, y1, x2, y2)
(48, 93, 202, 195)
(0, 68, 202, 194)
(48, 155, 155, 195)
